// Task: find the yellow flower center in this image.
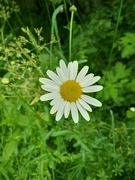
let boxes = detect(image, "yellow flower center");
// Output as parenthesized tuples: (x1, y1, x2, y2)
(60, 80, 82, 102)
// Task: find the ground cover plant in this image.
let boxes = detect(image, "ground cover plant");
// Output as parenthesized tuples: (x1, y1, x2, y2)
(0, 0, 135, 179)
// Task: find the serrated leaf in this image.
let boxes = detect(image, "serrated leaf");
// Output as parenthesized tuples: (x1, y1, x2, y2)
(119, 33, 135, 58)
(114, 62, 131, 79)
(106, 62, 130, 82)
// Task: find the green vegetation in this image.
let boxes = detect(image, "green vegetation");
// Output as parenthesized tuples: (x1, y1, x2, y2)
(0, 0, 135, 179)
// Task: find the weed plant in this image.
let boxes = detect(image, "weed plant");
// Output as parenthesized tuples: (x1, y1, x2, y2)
(0, 0, 135, 179)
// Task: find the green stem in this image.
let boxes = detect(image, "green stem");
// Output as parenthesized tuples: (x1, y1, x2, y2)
(69, 5, 77, 62)
(1, 21, 6, 46)
(110, 110, 116, 151)
(69, 11, 74, 62)
(108, 0, 123, 67)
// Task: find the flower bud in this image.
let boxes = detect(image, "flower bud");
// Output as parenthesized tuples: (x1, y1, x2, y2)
(69, 5, 77, 12)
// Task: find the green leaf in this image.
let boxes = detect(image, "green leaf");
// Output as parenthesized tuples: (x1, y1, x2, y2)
(51, 130, 71, 137)
(130, 79, 135, 92)
(126, 110, 135, 119)
(119, 33, 135, 58)
(114, 62, 131, 80)
(22, 145, 35, 156)
(2, 129, 21, 160)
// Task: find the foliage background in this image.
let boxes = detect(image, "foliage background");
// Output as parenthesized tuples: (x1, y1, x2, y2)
(0, 0, 135, 179)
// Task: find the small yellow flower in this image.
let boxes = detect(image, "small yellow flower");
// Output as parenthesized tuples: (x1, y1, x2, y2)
(39, 60, 103, 123)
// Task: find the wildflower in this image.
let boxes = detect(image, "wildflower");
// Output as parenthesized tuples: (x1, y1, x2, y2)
(39, 60, 103, 123)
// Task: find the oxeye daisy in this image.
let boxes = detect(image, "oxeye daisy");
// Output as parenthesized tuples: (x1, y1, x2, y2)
(39, 60, 103, 123)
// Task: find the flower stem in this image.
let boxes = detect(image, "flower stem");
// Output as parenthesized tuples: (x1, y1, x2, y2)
(69, 5, 77, 62)
(108, 0, 123, 68)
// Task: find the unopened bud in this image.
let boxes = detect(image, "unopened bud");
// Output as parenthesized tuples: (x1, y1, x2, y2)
(69, 5, 77, 12)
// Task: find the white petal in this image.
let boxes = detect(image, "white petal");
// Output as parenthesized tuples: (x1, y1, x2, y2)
(68, 61, 78, 80)
(56, 67, 67, 82)
(76, 66, 89, 82)
(64, 101, 71, 118)
(68, 62, 74, 80)
(47, 70, 62, 84)
(81, 95, 102, 107)
(41, 84, 59, 92)
(78, 98, 92, 112)
(50, 98, 64, 114)
(39, 78, 59, 87)
(56, 101, 66, 121)
(79, 73, 94, 87)
(86, 76, 101, 86)
(60, 60, 69, 79)
(76, 101, 90, 121)
(39, 78, 47, 84)
(82, 85, 103, 93)
(71, 102, 79, 123)
(72, 61, 78, 79)
(50, 95, 62, 105)
(40, 93, 59, 101)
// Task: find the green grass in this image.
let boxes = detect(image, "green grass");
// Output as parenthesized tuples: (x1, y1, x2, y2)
(0, 0, 135, 179)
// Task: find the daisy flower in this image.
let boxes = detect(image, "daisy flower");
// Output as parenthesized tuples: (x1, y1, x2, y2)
(39, 60, 103, 123)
